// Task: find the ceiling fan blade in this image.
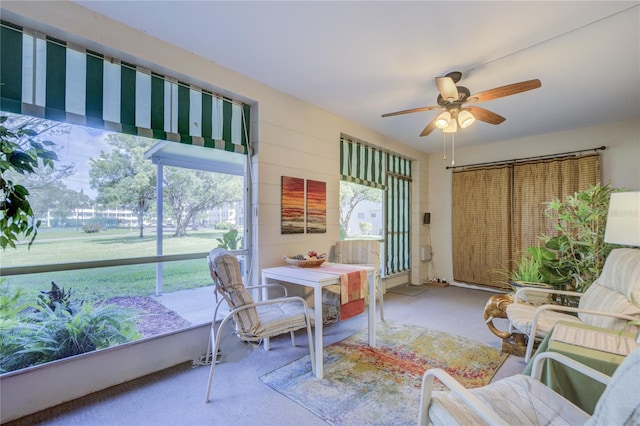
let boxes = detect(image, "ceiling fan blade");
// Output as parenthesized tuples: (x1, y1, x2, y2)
(469, 79, 541, 103)
(381, 105, 440, 118)
(465, 106, 506, 125)
(419, 116, 439, 137)
(435, 76, 459, 101)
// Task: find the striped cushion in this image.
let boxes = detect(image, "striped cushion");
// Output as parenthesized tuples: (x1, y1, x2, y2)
(252, 303, 308, 340)
(586, 348, 640, 426)
(506, 303, 581, 337)
(578, 248, 640, 329)
(507, 248, 640, 336)
(212, 253, 259, 336)
(335, 240, 380, 265)
(428, 374, 589, 426)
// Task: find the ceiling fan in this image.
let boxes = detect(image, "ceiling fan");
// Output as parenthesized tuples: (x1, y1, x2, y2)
(382, 71, 542, 137)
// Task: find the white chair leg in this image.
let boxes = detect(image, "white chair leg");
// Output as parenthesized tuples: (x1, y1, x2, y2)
(290, 330, 296, 347)
(378, 279, 385, 321)
(205, 315, 231, 403)
(305, 315, 316, 375)
(525, 327, 537, 363)
(264, 337, 270, 351)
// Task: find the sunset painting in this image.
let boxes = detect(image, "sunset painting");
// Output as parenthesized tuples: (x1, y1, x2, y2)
(281, 176, 305, 234)
(306, 179, 326, 233)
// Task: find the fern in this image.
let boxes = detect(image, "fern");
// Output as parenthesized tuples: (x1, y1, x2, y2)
(0, 284, 140, 373)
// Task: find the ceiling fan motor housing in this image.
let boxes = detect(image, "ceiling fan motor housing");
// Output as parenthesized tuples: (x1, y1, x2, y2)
(437, 86, 470, 107)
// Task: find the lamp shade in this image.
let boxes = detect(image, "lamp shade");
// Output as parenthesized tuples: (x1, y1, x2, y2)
(458, 109, 475, 128)
(604, 191, 640, 246)
(435, 111, 451, 129)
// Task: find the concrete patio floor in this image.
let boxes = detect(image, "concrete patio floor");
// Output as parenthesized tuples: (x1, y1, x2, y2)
(153, 285, 223, 325)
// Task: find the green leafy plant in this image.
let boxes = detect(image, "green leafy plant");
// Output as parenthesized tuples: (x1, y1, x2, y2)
(1, 115, 58, 249)
(540, 183, 619, 292)
(216, 228, 242, 250)
(510, 247, 545, 283)
(0, 283, 140, 373)
(37, 281, 74, 313)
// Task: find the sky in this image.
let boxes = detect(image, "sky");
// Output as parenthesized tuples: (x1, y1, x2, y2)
(46, 122, 112, 199)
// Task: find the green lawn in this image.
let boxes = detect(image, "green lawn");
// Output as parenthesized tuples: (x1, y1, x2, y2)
(1, 227, 225, 267)
(1, 227, 229, 300)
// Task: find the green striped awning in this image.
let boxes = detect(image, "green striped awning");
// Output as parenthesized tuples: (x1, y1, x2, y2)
(386, 154, 412, 274)
(0, 22, 250, 154)
(339, 135, 412, 275)
(340, 136, 386, 189)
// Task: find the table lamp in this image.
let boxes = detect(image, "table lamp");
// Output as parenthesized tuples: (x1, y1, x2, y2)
(604, 191, 640, 342)
(604, 191, 640, 246)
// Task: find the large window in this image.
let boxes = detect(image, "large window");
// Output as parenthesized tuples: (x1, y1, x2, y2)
(0, 21, 251, 373)
(0, 112, 249, 373)
(339, 136, 412, 275)
(340, 181, 383, 239)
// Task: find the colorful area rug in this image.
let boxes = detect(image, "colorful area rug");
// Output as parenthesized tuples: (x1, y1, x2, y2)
(260, 322, 508, 425)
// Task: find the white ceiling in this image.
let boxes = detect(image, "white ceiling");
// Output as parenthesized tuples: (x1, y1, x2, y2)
(72, 1, 640, 154)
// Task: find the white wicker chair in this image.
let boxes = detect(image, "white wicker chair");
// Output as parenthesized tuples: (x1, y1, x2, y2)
(204, 248, 315, 402)
(506, 248, 640, 362)
(419, 347, 640, 426)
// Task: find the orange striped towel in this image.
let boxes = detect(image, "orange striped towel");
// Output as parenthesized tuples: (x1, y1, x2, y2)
(320, 264, 367, 320)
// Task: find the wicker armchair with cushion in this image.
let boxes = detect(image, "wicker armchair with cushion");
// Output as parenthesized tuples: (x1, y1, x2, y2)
(419, 347, 640, 425)
(506, 247, 640, 362)
(204, 248, 315, 402)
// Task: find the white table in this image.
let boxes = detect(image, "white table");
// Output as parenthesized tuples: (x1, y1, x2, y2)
(261, 263, 376, 378)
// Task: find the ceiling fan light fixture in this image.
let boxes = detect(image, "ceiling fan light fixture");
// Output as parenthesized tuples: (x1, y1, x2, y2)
(458, 110, 476, 128)
(443, 118, 457, 133)
(435, 111, 451, 129)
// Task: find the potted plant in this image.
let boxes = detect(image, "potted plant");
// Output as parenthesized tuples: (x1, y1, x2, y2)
(540, 183, 618, 293)
(508, 246, 555, 304)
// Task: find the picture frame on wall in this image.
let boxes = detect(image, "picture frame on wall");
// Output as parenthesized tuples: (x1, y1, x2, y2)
(306, 179, 326, 233)
(281, 176, 305, 234)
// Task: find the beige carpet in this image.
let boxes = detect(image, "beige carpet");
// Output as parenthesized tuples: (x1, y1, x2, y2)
(7, 285, 526, 426)
(387, 284, 430, 296)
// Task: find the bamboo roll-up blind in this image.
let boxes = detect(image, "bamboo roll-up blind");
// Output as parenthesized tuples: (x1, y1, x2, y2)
(451, 153, 600, 290)
(512, 155, 600, 256)
(452, 165, 512, 290)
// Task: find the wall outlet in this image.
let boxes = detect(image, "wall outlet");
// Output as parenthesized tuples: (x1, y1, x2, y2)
(420, 246, 432, 262)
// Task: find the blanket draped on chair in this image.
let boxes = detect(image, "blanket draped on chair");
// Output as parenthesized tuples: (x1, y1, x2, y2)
(320, 264, 367, 320)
